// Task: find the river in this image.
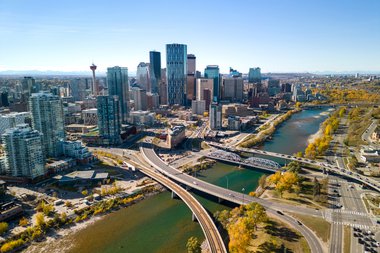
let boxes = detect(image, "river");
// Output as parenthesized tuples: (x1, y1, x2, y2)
(53, 108, 330, 253)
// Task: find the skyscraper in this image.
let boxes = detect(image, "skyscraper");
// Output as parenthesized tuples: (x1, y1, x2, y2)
(29, 92, 65, 158)
(149, 51, 161, 94)
(187, 54, 196, 75)
(2, 124, 45, 179)
(204, 65, 220, 102)
(136, 62, 150, 91)
(97, 95, 121, 145)
(166, 43, 187, 106)
(248, 67, 261, 83)
(132, 87, 147, 111)
(107, 66, 129, 123)
(222, 77, 244, 102)
(196, 78, 213, 110)
(186, 54, 196, 101)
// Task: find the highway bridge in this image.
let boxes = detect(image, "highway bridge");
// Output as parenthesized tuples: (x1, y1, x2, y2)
(98, 151, 227, 253)
(140, 143, 325, 253)
(208, 142, 380, 193)
(206, 150, 281, 172)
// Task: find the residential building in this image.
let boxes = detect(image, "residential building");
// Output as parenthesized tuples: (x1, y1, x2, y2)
(107, 66, 129, 123)
(227, 116, 241, 131)
(209, 103, 222, 130)
(29, 92, 65, 158)
(267, 79, 281, 96)
(0, 112, 30, 135)
(97, 95, 121, 145)
(61, 140, 92, 164)
(70, 78, 88, 101)
(147, 92, 159, 110)
(166, 43, 187, 106)
(204, 65, 220, 102)
(2, 124, 45, 179)
(167, 125, 186, 148)
(149, 51, 161, 94)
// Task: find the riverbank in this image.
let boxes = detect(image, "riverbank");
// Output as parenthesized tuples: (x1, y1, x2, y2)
(12, 186, 164, 253)
(239, 108, 301, 148)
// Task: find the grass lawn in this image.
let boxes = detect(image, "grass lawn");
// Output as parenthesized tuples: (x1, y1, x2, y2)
(290, 213, 331, 243)
(343, 226, 351, 253)
(247, 217, 310, 253)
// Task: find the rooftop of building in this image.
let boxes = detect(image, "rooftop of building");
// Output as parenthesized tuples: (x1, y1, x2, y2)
(53, 170, 108, 182)
(82, 108, 98, 113)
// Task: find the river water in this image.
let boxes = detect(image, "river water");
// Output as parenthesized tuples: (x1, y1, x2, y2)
(63, 108, 330, 253)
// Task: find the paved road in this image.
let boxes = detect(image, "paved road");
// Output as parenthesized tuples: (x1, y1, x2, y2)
(362, 120, 378, 144)
(140, 143, 325, 253)
(209, 142, 380, 193)
(98, 150, 227, 253)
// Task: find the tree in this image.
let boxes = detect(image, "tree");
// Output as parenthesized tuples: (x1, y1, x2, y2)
(81, 189, 88, 196)
(258, 175, 267, 189)
(215, 210, 230, 228)
(19, 217, 28, 227)
(36, 213, 45, 227)
(227, 217, 251, 253)
(0, 222, 8, 235)
(295, 151, 303, 158)
(313, 177, 321, 197)
(245, 202, 267, 231)
(186, 236, 201, 253)
(287, 161, 301, 173)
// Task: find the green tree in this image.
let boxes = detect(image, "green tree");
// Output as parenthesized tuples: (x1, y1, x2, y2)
(186, 236, 201, 253)
(287, 161, 301, 173)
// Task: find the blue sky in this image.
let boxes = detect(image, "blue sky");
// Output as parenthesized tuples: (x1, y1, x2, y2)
(0, 0, 379, 73)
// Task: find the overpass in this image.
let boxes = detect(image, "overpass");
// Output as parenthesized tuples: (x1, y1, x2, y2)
(140, 143, 325, 253)
(205, 150, 281, 172)
(97, 150, 227, 253)
(208, 142, 380, 193)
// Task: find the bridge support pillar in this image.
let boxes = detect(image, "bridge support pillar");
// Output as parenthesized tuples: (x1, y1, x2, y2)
(171, 191, 177, 199)
(192, 213, 197, 222)
(218, 197, 223, 203)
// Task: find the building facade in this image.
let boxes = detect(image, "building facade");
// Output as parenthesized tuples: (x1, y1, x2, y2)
(2, 124, 45, 179)
(248, 67, 261, 83)
(107, 66, 129, 123)
(0, 112, 30, 135)
(149, 51, 161, 94)
(204, 65, 220, 102)
(97, 95, 121, 145)
(222, 77, 244, 102)
(209, 103, 222, 130)
(29, 92, 65, 158)
(166, 44, 187, 106)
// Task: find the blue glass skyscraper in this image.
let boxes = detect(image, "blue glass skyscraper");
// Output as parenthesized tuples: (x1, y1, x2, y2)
(166, 44, 187, 106)
(107, 66, 129, 123)
(204, 65, 220, 102)
(149, 51, 161, 94)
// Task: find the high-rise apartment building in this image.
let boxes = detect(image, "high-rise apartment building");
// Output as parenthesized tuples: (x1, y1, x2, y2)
(204, 65, 220, 102)
(29, 92, 65, 158)
(2, 124, 45, 179)
(107, 66, 129, 123)
(149, 51, 161, 94)
(70, 78, 88, 101)
(248, 67, 261, 83)
(97, 95, 121, 145)
(166, 43, 187, 106)
(209, 103, 222, 130)
(0, 112, 30, 135)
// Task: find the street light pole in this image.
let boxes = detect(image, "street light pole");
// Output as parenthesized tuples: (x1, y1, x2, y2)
(242, 187, 245, 205)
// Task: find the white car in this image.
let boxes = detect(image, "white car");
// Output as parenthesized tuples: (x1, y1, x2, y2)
(193, 181, 197, 185)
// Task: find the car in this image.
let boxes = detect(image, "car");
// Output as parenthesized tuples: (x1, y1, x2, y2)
(193, 181, 197, 185)
(276, 210, 284, 215)
(296, 220, 302, 226)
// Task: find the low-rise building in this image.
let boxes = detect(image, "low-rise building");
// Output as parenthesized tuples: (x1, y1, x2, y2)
(371, 127, 380, 143)
(82, 108, 98, 125)
(61, 140, 93, 164)
(360, 146, 380, 163)
(167, 125, 186, 148)
(227, 116, 241, 131)
(54, 170, 109, 186)
(129, 111, 156, 126)
(0, 202, 23, 222)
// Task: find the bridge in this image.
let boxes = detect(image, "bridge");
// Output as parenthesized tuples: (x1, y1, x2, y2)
(139, 143, 325, 253)
(96, 149, 227, 253)
(206, 150, 281, 172)
(208, 142, 380, 193)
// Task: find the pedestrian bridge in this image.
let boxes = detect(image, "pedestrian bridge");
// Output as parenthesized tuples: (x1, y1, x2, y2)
(206, 150, 281, 172)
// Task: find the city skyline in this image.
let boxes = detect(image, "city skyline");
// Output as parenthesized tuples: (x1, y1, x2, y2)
(1, 0, 380, 74)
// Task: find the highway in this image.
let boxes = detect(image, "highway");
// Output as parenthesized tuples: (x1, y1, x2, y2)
(208, 142, 380, 193)
(140, 143, 325, 253)
(97, 149, 227, 253)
